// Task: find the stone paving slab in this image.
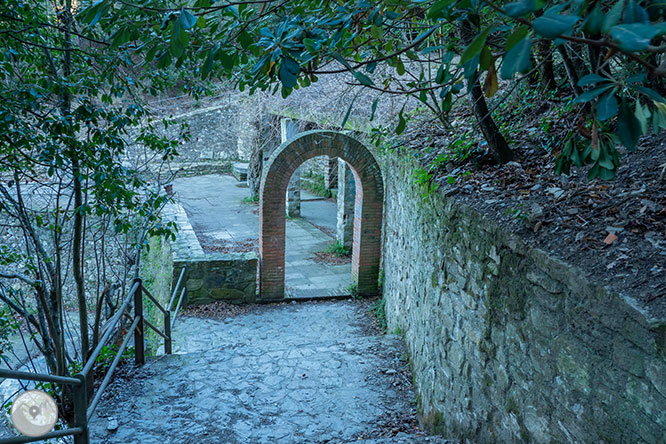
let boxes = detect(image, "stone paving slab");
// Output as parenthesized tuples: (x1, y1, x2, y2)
(90, 301, 454, 444)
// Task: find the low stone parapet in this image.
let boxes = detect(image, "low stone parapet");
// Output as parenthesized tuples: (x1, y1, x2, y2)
(165, 203, 257, 306)
(173, 253, 257, 306)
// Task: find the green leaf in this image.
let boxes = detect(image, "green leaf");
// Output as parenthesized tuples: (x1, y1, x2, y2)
(461, 28, 492, 65)
(353, 71, 374, 86)
(504, 0, 540, 18)
(500, 36, 532, 79)
(636, 86, 666, 103)
(427, 0, 456, 20)
(278, 57, 300, 89)
(396, 106, 406, 135)
(596, 92, 618, 121)
(577, 73, 610, 86)
(480, 46, 492, 71)
(602, 1, 624, 33)
(532, 14, 579, 38)
(610, 24, 658, 52)
(170, 21, 184, 57)
(623, 0, 649, 24)
(180, 8, 197, 30)
(583, 6, 604, 34)
(370, 98, 379, 121)
(506, 25, 528, 50)
(238, 31, 253, 49)
(616, 99, 642, 149)
(341, 94, 357, 128)
(573, 84, 613, 103)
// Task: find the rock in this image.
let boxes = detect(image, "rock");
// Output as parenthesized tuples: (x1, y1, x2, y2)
(527, 203, 544, 225)
(107, 417, 119, 432)
(546, 186, 565, 199)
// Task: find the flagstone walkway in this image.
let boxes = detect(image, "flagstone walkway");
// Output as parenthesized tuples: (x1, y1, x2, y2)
(89, 301, 455, 444)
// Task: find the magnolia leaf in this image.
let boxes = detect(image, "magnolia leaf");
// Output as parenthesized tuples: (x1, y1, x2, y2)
(353, 71, 374, 86)
(577, 73, 610, 86)
(483, 59, 499, 97)
(602, 1, 625, 32)
(461, 28, 492, 65)
(500, 36, 532, 79)
(396, 107, 407, 135)
(532, 14, 579, 38)
(504, 0, 540, 17)
(573, 84, 613, 103)
(427, 0, 456, 19)
(616, 99, 641, 149)
(596, 92, 618, 121)
(610, 24, 658, 52)
(180, 8, 197, 30)
(623, 0, 649, 24)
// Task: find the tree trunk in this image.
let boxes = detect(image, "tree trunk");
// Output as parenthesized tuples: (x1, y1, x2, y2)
(460, 19, 514, 163)
(558, 45, 583, 96)
(62, 0, 89, 362)
(537, 41, 557, 91)
(467, 73, 515, 163)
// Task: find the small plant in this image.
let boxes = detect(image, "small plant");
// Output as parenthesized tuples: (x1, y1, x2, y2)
(302, 173, 332, 198)
(242, 195, 259, 204)
(325, 240, 351, 257)
(345, 283, 360, 299)
(505, 204, 527, 223)
(371, 296, 387, 333)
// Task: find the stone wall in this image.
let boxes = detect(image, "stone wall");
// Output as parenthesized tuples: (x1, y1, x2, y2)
(140, 235, 173, 355)
(173, 254, 257, 306)
(380, 154, 666, 444)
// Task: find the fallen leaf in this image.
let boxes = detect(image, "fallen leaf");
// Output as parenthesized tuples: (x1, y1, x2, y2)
(604, 233, 618, 245)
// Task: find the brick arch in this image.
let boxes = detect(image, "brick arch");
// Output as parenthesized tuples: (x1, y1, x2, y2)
(259, 130, 383, 301)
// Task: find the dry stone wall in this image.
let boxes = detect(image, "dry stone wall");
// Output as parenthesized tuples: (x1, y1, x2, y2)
(380, 154, 666, 444)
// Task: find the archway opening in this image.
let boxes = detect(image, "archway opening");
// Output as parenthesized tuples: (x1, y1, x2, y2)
(259, 131, 383, 302)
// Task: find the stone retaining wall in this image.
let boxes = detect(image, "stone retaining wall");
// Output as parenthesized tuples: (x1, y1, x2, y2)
(380, 154, 666, 444)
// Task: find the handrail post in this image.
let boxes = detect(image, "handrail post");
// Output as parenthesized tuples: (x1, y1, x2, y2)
(164, 310, 172, 355)
(73, 374, 89, 444)
(133, 278, 145, 366)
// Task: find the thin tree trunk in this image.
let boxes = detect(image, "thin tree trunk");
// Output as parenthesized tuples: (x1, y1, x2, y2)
(460, 19, 514, 163)
(558, 45, 583, 96)
(62, 0, 89, 362)
(537, 41, 557, 91)
(467, 73, 515, 163)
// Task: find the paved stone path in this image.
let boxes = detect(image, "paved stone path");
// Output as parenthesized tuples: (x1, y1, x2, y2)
(173, 174, 351, 298)
(90, 301, 453, 444)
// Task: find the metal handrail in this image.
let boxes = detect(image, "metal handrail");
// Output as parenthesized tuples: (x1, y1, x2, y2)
(87, 315, 140, 420)
(171, 287, 186, 330)
(0, 369, 81, 386)
(0, 267, 186, 444)
(81, 281, 139, 378)
(0, 427, 84, 444)
(143, 287, 168, 315)
(168, 267, 186, 310)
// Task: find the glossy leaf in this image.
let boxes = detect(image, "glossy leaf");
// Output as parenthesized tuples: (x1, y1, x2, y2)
(532, 14, 580, 38)
(500, 36, 532, 79)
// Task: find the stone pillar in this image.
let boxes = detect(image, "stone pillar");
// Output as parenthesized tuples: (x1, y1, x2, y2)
(336, 159, 355, 249)
(281, 119, 300, 217)
(324, 156, 338, 189)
